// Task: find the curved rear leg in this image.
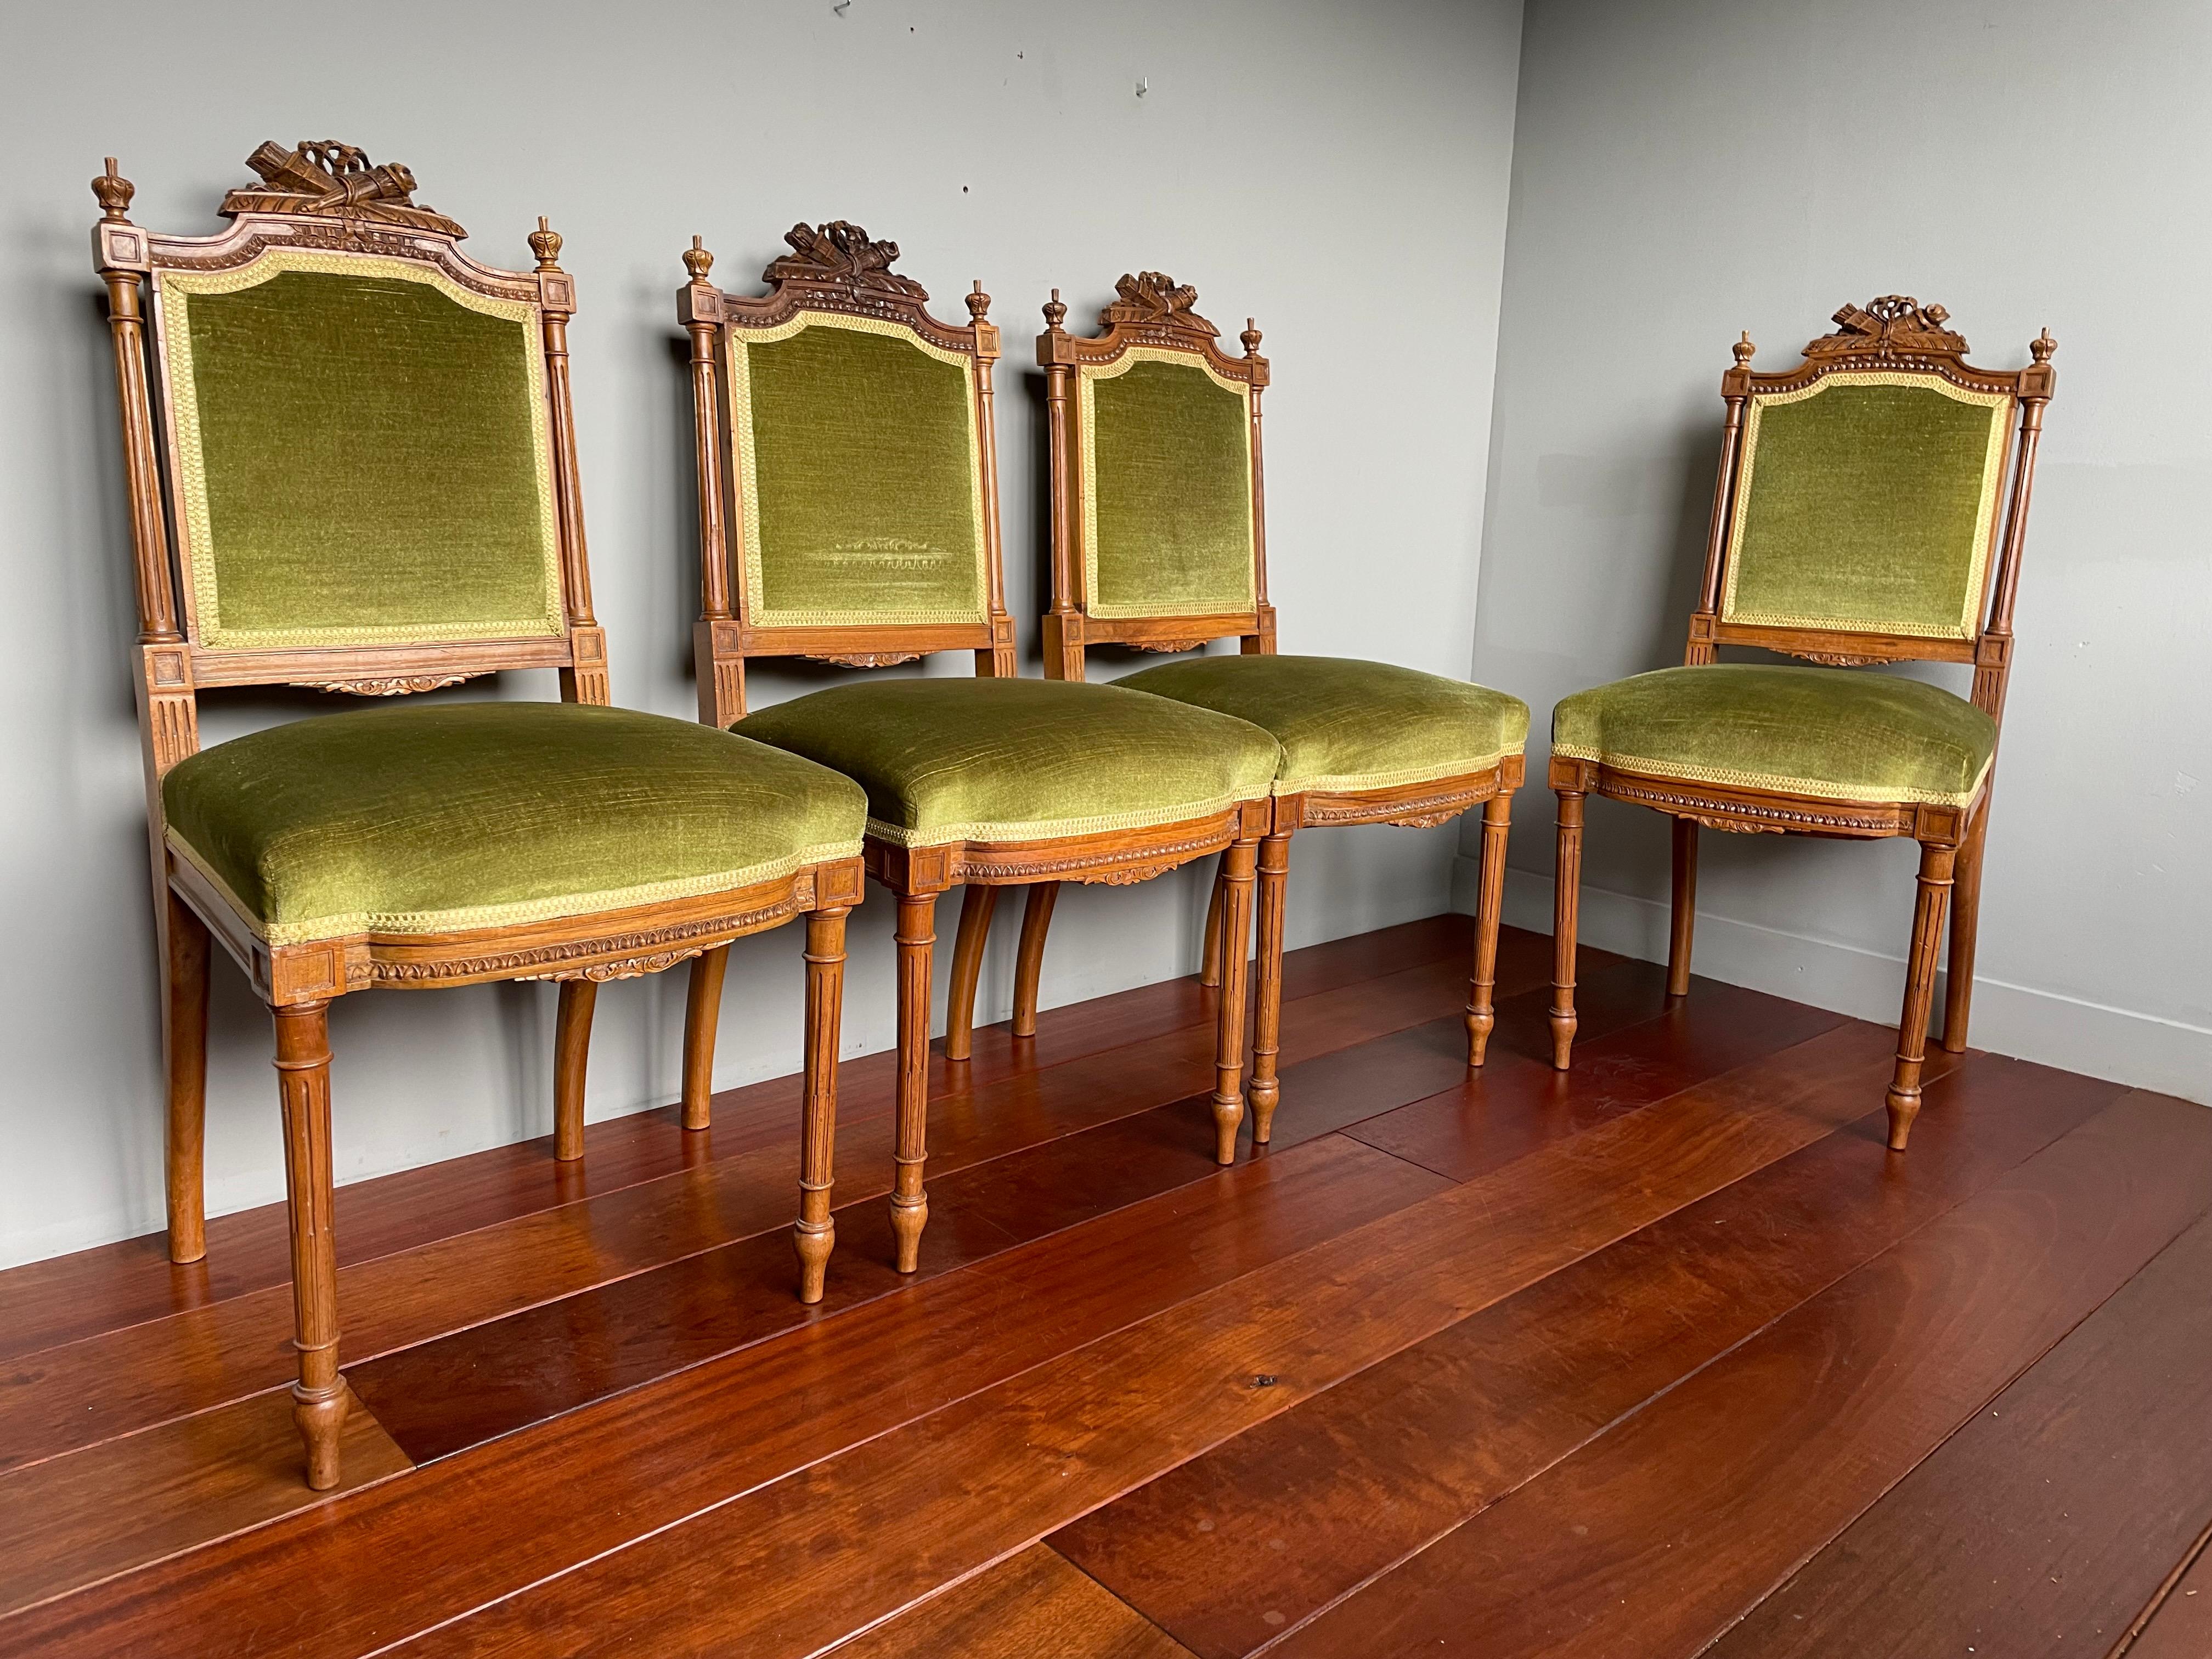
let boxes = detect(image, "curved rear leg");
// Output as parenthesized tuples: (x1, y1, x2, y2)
(680, 944, 730, 1132)
(1012, 882, 1058, 1038)
(944, 885, 999, 1062)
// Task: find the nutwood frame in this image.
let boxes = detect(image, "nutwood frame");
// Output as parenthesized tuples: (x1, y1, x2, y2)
(94, 144, 861, 1490)
(681, 225, 1264, 1280)
(1546, 297, 2056, 1152)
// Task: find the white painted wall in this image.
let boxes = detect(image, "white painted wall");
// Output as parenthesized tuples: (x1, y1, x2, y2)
(1458, 0, 2210, 1102)
(0, 0, 1525, 1263)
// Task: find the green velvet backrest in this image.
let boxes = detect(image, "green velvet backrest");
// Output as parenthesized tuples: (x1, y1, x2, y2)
(1080, 353, 1256, 619)
(729, 315, 990, 628)
(156, 253, 566, 652)
(1723, 371, 2013, 641)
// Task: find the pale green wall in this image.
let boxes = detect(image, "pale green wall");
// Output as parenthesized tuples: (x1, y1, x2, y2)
(1464, 0, 2210, 1102)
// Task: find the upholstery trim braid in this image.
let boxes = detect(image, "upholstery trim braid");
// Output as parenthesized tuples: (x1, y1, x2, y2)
(156, 251, 566, 651)
(726, 312, 991, 629)
(1279, 749, 1523, 799)
(1079, 347, 1257, 620)
(1723, 370, 2011, 640)
(1548, 743, 1993, 809)
(861, 790, 1266, 850)
(167, 827, 862, 947)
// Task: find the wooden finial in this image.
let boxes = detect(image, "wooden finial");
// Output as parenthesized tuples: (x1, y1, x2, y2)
(92, 157, 134, 221)
(529, 215, 563, 270)
(1733, 331, 1756, 368)
(967, 279, 991, 323)
(683, 234, 714, 282)
(1042, 287, 1066, 330)
(1241, 316, 1262, 357)
(2030, 327, 2057, 363)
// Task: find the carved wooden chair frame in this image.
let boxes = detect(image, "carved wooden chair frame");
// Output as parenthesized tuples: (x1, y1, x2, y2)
(680, 225, 1265, 1276)
(94, 144, 862, 1489)
(1025, 273, 1526, 1138)
(1547, 297, 2056, 1151)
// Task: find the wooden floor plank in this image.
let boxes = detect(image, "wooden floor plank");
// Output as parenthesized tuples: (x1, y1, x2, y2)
(828, 1546, 1197, 1659)
(0, 1389, 410, 1618)
(0, 1133, 1447, 1659)
(361, 1022, 1915, 1658)
(0, 934, 1519, 1474)
(0, 914, 1509, 1365)
(1048, 1050, 2089, 1658)
(1340, 974, 1844, 1181)
(2126, 1532, 2212, 1659)
(1707, 1142, 2212, 1658)
(1265, 1090, 2212, 1659)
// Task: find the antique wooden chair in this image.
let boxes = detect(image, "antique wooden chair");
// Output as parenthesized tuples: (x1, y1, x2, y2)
(1011, 274, 1528, 1141)
(1547, 297, 2056, 1151)
(679, 226, 1280, 1273)
(93, 144, 869, 1488)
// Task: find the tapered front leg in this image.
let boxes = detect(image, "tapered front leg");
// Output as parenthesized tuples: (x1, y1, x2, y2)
(1248, 831, 1291, 1142)
(1550, 791, 1585, 1069)
(273, 1000, 346, 1490)
(1012, 881, 1059, 1037)
(891, 893, 937, 1272)
(1466, 792, 1512, 1066)
(1210, 838, 1259, 1164)
(1667, 816, 1699, 998)
(553, 978, 597, 1162)
(1200, 857, 1227, 988)
(680, 944, 730, 1131)
(1887, 840, 1957, 1151)
(943, 885, 998, 1062)
(1941, 796, 1991, 1053)
(794, 907, 849, 1304)
(165, 891, 211, 1264)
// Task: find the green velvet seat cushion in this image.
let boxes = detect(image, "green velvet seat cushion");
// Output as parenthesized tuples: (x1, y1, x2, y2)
(1084, 357, 1256, 619)
(1551, 664, 1996, 808)
(735, 678, 1280, 847)
(735, 320, 989, 627)
(1116, 655, 1528, 796)
(1725, 376, 2011, 639)
(163, 703, 866, 947)
(160, 262, 565, 652)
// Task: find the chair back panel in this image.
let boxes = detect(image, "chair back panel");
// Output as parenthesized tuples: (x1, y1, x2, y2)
(729, 314, 989, 629)
(1723, 370, 2010, 642)
(1080, 351, 1255, 620)
(157, 253, 566, 652)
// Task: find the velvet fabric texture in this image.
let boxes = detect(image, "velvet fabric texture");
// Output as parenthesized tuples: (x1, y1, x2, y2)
(735, 678, 1280, 847)
(1084, 357, 1256, 619)
(1726, 376, 2010, 639)
(736, 321, 989, 626)
(1551, 664, 1996, 807)
(163, 265, 565, 651)
(163, 703, 866, 946)
(1118, 654, 1528, 795)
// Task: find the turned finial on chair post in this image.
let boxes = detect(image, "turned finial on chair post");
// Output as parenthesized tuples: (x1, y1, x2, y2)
(93, 157, 135, 221)
(683, 234, 714, 283)
(967, 279, 991, 324)
(1042, 286, 1066, 334)
(1242, 317, 1262, 358)
(2030, 328, 2057, 364)
(530, 215, 563, 271)
(1733, 331, 1756, 368)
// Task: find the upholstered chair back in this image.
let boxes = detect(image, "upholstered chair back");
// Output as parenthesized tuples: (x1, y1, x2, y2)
(726, 313, 990, 630)
(156, 256, 567, 653)
(1721, 371, 2013, 644)
(1079, 350, 1257, 620)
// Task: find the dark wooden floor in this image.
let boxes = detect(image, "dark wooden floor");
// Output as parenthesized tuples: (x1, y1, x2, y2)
(3, 915, 2208, 1657)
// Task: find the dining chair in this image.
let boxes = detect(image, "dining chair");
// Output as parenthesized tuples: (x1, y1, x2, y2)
(1007, 272, 1527, 1143)
(1545, 297, 2056, 1150)
(93, 142, 867, 1487)
(679, 225, 1282, 1277)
